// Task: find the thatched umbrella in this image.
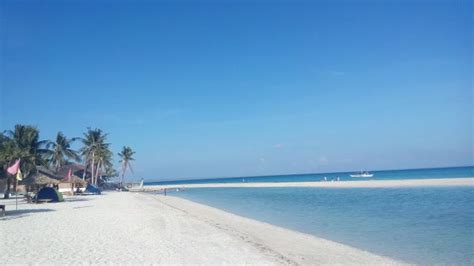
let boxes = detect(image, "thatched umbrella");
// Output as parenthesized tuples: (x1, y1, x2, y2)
(21, 173, 61, 195)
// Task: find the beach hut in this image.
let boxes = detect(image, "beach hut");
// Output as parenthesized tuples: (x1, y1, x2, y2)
(59, 175, 86, 195)
(21, 174, 60, 186)
(55, 165, 91, 193)
(56, 164, 91, 181)
(21, 173, 61, 199)
(22, 166, 62, 187)
(36, 187, 64, 202)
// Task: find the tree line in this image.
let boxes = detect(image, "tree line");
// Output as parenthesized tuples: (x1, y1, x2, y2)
(0, 124, 135, 198)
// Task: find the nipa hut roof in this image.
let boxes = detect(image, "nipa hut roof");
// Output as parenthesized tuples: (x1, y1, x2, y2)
(61, 175, 86, 185)
(57, 164, 88, 178)
(21, 174, 60, 185)
(36, 165, 61, 179)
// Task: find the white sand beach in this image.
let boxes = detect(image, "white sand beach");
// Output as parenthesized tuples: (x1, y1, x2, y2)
(141, 177, 474, 191)
(1, 192, 402, 265)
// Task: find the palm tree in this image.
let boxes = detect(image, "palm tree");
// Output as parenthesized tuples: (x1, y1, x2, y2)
(1, 125, 50, 198)
(0, 134, 19, 199)
(0, 134, 17, 168)
(45, 132, 81, 171)
(118, 146, 135, 187)
(95, 163, 117, 185)
(103, 167, 119, 182)
(4, 125, 50, 176)
(94, 145, 113, 185)
(80, 128, 110, 185)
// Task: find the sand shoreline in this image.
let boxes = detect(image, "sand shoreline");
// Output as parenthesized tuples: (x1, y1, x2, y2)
(1, 191, 403, 265)
(151, 193, 404, 265)
(141, 177, 474, 191)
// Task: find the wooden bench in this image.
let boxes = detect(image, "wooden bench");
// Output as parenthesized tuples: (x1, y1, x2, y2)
(36, 199, 52, 204)
(0, 205, 5, 216)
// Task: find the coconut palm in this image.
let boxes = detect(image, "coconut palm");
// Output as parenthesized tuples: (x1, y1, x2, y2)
(95, 164, 117, 185)
(45, 132, 81, 171)
(4, 125, 50, 175)
(0, 134, 17, 168)
(103, 167, 119, 182)
(1, 125, 50, 198)
(118, 146, 135, 186)
(80, 128, 110, 185)
(0, 134, 18, 199)
(94, 145, 114, 185)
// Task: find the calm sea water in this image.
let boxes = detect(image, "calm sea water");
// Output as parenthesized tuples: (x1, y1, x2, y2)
(170, 186, 474, 265)
(146, 166, 473, 185)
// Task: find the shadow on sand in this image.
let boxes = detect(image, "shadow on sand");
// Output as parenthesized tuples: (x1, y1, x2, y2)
(64, 197, 91, 203)
(0, 208, 55, 221)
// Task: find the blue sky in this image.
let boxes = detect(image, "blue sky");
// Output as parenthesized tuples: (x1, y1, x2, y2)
(1, 0, 472, 181)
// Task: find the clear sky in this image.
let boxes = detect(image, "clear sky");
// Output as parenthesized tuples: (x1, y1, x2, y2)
(1, 0, 472, 181)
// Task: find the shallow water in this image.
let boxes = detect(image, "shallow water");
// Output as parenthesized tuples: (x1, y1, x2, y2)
(172, 186, 474, 265)
(147, 166, 474, 185)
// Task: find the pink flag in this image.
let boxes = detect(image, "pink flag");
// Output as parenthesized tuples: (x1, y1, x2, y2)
(7, 159, 20, 175)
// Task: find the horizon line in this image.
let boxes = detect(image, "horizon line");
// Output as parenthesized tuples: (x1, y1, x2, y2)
(144, 164, 474, 183)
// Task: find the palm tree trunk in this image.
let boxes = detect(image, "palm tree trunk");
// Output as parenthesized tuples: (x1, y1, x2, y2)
(95, 160, 101, 185)
(96, 161, 100, 186)
(120, 163, 126, 187)
(91, 152, 95, 185)
(4, 176, 11, 199)
(82, 162, 87, 180)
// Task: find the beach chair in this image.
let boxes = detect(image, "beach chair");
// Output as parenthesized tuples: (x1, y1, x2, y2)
(0, 204, 5, 216)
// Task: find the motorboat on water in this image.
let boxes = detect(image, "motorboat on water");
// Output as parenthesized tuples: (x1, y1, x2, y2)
(350, 171, 374, 178)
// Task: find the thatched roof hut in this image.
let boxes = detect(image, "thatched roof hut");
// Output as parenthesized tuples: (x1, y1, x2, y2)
(61, 175, 86, 185)
(36, 166, 60, 179)
(21, 174, 60, 185)
(16, 166, 90, 195)
(19, 166, 61, 186)
(57, 164, 90, 180)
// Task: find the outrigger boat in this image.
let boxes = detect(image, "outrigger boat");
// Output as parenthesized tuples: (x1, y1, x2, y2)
(350, 171, 374, 178)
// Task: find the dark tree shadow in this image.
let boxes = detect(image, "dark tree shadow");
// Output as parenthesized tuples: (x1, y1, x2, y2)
(72, 205, 92, 209)
(0, 208, 55, 221)
(64, 197, 90, 202)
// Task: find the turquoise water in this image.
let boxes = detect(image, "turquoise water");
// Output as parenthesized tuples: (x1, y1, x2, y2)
(146, 166, 473, 185)
(170, 186, 474, 265)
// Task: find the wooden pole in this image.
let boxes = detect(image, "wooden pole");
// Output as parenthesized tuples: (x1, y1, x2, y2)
(15, 179, 18, 210)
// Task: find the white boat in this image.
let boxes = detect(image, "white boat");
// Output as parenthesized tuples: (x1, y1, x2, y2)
(350, 172, 374, 178)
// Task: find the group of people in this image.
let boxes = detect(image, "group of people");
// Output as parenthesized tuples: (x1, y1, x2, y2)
(160, 187, 185, 196)
(321, 176, 341, 182)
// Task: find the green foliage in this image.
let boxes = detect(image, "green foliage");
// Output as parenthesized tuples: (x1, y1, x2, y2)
(80, 128, 113, 185)
(3, 125, 50, 176)
(80, 128, 109, 163)
(45, 132, 80, 171)
(118, 146, 135, 184)
(0, 125, 136, 187)
(0, 124, 50, 198)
